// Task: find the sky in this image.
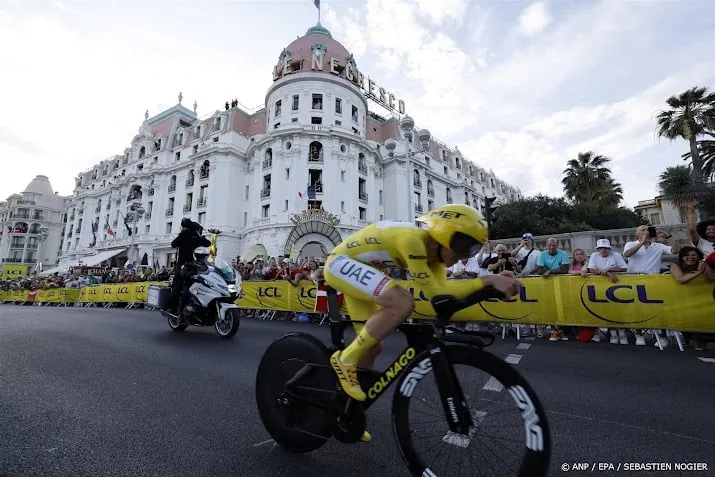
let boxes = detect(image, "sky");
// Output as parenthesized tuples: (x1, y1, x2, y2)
(0, 0, 713, 208)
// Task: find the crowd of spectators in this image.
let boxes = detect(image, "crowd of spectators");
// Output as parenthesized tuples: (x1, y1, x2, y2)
(0, 266, 172, 291)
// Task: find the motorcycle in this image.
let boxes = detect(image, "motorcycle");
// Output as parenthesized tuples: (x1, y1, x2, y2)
(160, 254, 242, 339)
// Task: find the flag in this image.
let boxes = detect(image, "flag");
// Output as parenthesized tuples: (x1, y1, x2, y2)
(314, 282, 343, 313)
(105, 221, 115, 237)
(298, 185, 309, 200)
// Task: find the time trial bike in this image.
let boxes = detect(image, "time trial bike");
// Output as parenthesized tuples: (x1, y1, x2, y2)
(255, 283, 551, 476)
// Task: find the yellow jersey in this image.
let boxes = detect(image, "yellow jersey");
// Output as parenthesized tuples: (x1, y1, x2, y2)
(326, 221, 486, 304)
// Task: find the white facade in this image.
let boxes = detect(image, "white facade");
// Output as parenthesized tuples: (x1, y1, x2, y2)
(634, 195, 686, 225)
(0, 175, 68, 274)
(57, 24, 522, 269)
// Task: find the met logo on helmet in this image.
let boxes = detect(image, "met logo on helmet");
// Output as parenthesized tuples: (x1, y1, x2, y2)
(428, 210, 465, 220)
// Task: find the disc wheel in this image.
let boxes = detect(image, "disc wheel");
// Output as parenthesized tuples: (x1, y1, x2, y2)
(255, 333, 337, 453)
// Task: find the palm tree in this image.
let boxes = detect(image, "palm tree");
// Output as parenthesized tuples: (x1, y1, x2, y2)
(658, 166, 699, 208)
(655, 86, 715, 183)
(681, 139, 715, 181)
(562, 151, 622, 205)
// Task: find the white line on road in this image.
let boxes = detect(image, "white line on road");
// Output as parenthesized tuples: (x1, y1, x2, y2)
(505, 354, 523, 365)
(697, 357, 715, 363)
(482, 377, 504, 392)
(516, 343, 532, 350)
(253, 438, 275, 448)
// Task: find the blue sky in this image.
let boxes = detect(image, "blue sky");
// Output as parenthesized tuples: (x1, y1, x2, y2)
(0, 0, 713, 208)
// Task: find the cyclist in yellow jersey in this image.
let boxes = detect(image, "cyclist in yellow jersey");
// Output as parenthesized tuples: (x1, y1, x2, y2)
(324, 204, 523, 442)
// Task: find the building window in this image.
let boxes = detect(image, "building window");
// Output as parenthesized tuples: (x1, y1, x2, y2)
(649, 213, 661, 225)
(139, 146, 146, 159)
(446, 188, 452, 203)
(292, 95, 299, 111)
(284, 200, 289, 211)
(312, 94, 323, 110)
(351, 105, 358, 122)
(198, 212, 206, 225)
(262, 205, 270, 218)
(291, 118, 298, 123)
(443, 166, 448, 175)
(165, 223, 172, 234)
(311, 117, 322, 125)
(341, 171, 346, 182)
(341, 201, 345, 212)
(245, 185, 249, 200)
(200, 160, 210, 179)
(335, 120, 342, 126)
(335, 98, 342, 114)
(243, 211, 247, 227)
(193, 144, 198, 154)
(309, 141, 323, 162)
(275, 100, 282, 116)
(359, 207, 366, 220)
(175, 151, 181, 161)
(379, 190, 383, 205)
(428, 199, 434, 211)
(274, 123, 280, 129)
(455, 157, 461, 169)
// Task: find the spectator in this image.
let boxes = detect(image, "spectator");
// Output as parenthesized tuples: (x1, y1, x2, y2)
(486, 243, 521, 274)
(583, 239, 628, 344)
(512, 233, 541, 277)
(474, 241, 497, 276)
(670, 246, 713, 350)
(449, 256, 480, 279)
(532, 238, 570, 341)
(686, 204, 714, 255)
(624, 225, 680, 346)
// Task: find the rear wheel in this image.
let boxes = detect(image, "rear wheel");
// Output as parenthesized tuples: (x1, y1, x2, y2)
(167, 312, 187, 332)
(392, 346, 551, 477)
(255, 333, 337, 453)
(215, 307, 240, 339)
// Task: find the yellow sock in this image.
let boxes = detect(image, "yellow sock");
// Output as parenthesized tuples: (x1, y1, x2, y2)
(340, 327, 378, 366)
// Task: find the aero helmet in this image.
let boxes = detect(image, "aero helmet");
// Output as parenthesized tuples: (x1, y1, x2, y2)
(416, 204, 488, 258)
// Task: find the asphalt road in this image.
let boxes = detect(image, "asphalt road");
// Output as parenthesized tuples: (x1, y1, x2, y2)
(1, 306, 714, 477)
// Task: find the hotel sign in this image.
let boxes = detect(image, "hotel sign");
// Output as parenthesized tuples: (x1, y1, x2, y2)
(273, 51, 406, 114)
(290, 208, 340, 227)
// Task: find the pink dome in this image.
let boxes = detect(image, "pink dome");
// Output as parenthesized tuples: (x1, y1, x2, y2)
(274, 24, 357, 77)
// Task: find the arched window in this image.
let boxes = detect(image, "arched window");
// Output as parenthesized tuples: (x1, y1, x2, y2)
(446, 188, 452, 203)
(266, 148, 273, 161)
(139, 146, 146, 159)
(200, 160, 210, 179)
(455, 157, 461, 169)
(309, 141, 323, 162)
(413, 169, 421, 187)
(464, 191, 469, 205)
(13, 222, 28, 234)
(187, 169, 195, 186)
(169, 175, 176, 192)
(215, 117, 222, 131)
(427, 179, 434, 196)
(29, 223, 41, 234)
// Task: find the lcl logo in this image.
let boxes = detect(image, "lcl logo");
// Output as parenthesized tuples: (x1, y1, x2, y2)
(579, 282, 663, 325)
(258, 287, 282, 298)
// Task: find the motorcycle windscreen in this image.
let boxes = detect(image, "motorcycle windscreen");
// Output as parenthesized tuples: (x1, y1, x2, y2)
(213, 257, 237, 283)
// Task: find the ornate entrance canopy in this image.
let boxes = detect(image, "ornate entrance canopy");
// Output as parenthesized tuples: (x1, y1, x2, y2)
(284, 209, 342, 257)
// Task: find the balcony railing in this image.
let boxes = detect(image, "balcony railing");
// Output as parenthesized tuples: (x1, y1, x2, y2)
(148, 188, 155, 196)
(199, 170, 209, 180)
(165, 208, 174, 217)
(427, 188, 434, 197)
(197, 198, 207, 208)
(415, 204, 423, 213)
(186, 178, 194, 187)
(358, 163, 367, 174)
(358, 192, 368, 202)
(168, 184, 176, 193)
(263, 159, 272, 169)
(261, 188, 271, 198)
(183, 204, 191, 213)
(414, 180, 422, 189)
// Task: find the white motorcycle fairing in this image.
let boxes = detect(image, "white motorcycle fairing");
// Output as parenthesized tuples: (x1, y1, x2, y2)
(218, 302, 239, 322)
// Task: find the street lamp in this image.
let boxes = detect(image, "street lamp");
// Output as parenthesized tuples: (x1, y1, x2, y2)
(127, 204, 145, 266)
(34, 227, 49, 276)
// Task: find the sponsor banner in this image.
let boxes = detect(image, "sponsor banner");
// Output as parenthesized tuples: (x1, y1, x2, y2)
(2, 265, 28, 280)
(235, 276, 715, 332)
(0, 282, 165, 304)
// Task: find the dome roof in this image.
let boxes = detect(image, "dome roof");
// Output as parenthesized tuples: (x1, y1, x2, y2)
(23, 175, 54, 196)
(276, 23, 356, 74)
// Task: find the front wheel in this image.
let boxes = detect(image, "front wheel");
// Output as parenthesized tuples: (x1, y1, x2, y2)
(215, 307, 240, 339)
(166, 311, 188, 332)
(392, 346, 551, 477)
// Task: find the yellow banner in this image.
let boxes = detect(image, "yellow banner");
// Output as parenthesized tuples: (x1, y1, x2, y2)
(235, 276, 715, 332)
(2, 265, 28, 280)
(0, 282, 166, 304)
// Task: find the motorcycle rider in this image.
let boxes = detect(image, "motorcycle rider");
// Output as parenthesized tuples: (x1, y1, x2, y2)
(163, 218, 211, 315)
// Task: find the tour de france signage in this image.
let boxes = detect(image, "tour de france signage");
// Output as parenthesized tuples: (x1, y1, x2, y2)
(290, 208, 341, 227)
(273, 47, 406, 115)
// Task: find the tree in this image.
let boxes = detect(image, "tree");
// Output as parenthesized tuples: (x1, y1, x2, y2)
(681, 139, 715, 181)
(659, 165, 715, 218)
(655, 86, 715, 183)
(489, 195, 645, 239)
(561, 152, 624, 205)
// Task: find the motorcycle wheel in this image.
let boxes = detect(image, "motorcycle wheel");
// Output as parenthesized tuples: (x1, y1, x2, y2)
(168, 312, 188, 332)
(215, 308, 240, 339)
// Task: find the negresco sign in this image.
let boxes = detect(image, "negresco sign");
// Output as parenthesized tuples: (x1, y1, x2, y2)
(273, 50, 406, 114)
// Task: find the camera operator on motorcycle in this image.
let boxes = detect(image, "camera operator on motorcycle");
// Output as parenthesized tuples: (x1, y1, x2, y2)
(162, 218, 211, 316)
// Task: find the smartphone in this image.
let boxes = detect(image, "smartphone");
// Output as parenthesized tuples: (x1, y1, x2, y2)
(648, 226, 657, 238)
(500, 252, 511, 261)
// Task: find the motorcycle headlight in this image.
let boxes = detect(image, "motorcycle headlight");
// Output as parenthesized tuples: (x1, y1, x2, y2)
(228, 284, 237, 293)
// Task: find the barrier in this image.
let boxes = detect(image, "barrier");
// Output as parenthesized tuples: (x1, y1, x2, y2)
(2, 276, 713, 332)
(0, 282, 167, 305)
(234, 275, 715, 332)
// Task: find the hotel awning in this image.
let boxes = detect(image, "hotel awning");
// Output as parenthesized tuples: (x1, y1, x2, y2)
(80, 248, 127, 267)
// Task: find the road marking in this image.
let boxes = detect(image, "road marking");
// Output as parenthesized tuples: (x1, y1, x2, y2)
(697, 357, 715, 363)
(482, 377, 504, 392)
(505, 354, 523, 365)
(516, 343, 532, 350)
(253, 438, 275, 448)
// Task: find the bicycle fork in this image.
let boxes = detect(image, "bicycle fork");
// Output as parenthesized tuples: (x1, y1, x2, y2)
(429, 345, 475, 446)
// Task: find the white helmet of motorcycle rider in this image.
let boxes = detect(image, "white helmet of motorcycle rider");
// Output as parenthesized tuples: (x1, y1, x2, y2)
(194, 246, 210, 265)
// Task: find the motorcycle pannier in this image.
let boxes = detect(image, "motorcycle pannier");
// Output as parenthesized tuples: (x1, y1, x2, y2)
(147, 285, 171, 309)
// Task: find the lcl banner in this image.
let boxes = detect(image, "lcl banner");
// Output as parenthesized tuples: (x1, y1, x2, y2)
(236, 276, 715, 332)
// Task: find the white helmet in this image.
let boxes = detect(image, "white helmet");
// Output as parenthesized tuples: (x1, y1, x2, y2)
(194, 246, 210, 262)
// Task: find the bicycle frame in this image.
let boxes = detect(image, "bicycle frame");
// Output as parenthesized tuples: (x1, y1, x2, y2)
(284, 285, 501, 435)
